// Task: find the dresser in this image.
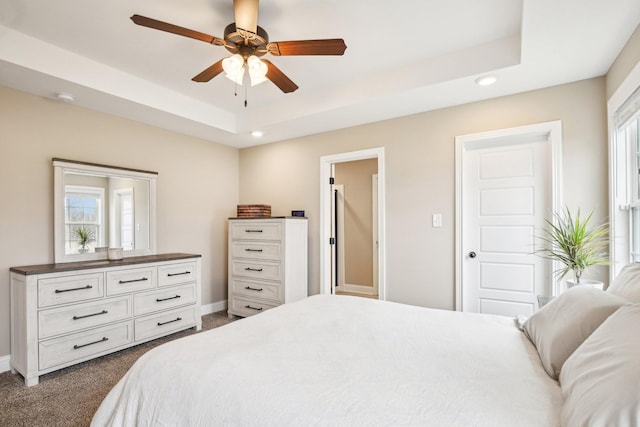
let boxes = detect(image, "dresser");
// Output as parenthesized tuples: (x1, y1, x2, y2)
(228, 217, 308, 317)
(10, 253, 201, 386)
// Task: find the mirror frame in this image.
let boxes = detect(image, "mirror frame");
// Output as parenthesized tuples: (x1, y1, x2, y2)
(53, 158, 158, 263)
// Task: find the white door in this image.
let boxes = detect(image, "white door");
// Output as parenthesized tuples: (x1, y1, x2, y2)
(456, 122, 562, 317)
(372, 174, 379, 295)
(331, 183, 344, 294)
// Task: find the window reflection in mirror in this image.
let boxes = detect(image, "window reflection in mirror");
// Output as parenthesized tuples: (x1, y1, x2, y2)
(53, 159, 157, 263)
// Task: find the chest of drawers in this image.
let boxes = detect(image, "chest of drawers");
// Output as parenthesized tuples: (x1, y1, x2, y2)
(228, 218, 308, 317)
(10, 253, 201, 386)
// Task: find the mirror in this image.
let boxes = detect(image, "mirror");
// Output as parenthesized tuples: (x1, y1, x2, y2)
(53, 158, 157, 263)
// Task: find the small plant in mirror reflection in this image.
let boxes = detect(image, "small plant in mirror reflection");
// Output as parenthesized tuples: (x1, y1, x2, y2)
(72, 226, 95, 252)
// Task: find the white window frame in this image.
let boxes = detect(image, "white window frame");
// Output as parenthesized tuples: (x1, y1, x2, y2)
(608, 60, 640, 282)
(64, 185, 105, 254)
(113, 187, 135, 250)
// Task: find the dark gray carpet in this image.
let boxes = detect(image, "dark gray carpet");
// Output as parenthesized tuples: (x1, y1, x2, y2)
(0, 311, 235, 427)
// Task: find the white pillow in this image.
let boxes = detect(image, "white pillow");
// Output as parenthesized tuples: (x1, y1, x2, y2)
(523, 286, 627, 379)
(608, 262, 640, 302)
(560, 304, 640, 426)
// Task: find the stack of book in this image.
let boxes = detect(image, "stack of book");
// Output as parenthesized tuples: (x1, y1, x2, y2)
(237, 204, 271, 218)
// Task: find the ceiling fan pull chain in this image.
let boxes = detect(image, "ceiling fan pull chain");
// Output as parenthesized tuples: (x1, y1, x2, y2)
(244, 80, 248, 107)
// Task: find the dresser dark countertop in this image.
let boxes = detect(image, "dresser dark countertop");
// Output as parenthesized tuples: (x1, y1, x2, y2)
(10, 253, 201, 276)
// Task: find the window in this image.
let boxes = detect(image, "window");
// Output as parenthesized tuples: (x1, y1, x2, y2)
(610, 79, 640, 277)
(64, 185, 105, 254)
(114, 188, 134, 250)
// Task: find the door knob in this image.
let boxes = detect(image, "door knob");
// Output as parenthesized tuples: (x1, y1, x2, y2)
(468, 251, 477, 258)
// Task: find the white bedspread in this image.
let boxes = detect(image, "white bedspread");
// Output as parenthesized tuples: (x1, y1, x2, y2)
(92, 295, 561, 426)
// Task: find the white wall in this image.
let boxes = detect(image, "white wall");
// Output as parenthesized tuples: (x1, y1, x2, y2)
(0, 86, 239, 359)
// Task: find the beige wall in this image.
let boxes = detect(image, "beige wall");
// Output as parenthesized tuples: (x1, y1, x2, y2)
(606, 23, 640, 99)
(335, 158, 378, 287)
(0, 86, 238, 358)
(239, 77, 608, 309)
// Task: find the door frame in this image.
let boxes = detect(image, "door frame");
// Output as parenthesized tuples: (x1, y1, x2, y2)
(320, 148, 386, 299)
(454, 121, 563, 311)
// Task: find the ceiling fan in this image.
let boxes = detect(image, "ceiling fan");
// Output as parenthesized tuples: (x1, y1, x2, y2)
(130, 0, 347, 96)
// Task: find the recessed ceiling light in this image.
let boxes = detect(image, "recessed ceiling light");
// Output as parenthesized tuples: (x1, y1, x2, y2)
(251, 130, 263, 137)
(475, 75, 497, 86)
(55, 92, 75, 102)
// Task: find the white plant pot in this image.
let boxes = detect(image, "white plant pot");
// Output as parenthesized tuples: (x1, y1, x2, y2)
(566, 279, 604, 290)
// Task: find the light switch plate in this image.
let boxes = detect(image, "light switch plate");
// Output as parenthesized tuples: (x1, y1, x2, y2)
(432, 213, 442, 228)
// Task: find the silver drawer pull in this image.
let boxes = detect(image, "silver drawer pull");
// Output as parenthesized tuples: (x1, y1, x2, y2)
(157, 317, 182, 326)
(244, 286, 264, 292)
(55, 285, 93, 293)
(118, 277, 148, 284)
(245, 267, 263, 272)
(156, 295, 181, 302)
(73, 337, 108, 350)
(245, 305, 263, 311)
(245, 229, 263, 233)
(167, 271, 190, 277)
(245, 248, 263, 252)
(73, 310, 108, 320)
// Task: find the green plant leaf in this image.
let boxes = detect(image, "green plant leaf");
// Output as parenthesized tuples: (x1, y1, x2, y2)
(533, 207, 608, 282)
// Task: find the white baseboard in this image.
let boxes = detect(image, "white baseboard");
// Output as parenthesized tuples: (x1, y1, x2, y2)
(0, 301, 228, 374)
(341, 283, 377, 295)
(201, 299, 227, 315)
(0, 354, 10, 373)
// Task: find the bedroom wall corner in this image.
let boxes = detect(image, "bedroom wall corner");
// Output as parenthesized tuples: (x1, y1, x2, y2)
(606, 22, 640, 99)
(0, 85, 239, 361)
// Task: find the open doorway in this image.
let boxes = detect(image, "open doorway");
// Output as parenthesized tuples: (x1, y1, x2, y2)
(332, 160, 379, 298)
(320, 148, 386, 299)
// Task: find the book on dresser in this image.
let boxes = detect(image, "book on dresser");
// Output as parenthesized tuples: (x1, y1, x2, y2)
(228, 217, 308, 318)
(9, 253, 202, 386)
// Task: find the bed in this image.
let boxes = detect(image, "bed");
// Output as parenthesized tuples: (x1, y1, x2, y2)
(92, 294, 563, 426)
(93, 263, 640, 427)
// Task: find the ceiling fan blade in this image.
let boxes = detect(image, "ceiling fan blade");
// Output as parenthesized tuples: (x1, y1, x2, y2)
(267, 39, 347, 56)
(262, 60, 298, 93)
(233, 0, 259, 37)
(192, 59, 225, 82)
(130, 15, 225, 46)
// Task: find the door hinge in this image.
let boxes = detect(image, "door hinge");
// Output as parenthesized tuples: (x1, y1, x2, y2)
(329, 237, 335, 245)
(329, 177, 335, 185)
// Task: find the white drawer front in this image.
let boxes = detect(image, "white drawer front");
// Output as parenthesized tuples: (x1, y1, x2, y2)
(158, 262, 196, 287)
(229, 296, 278, 317)
(38, 273, 104, 308)
(39, 295, 132, 339)
(232, 260, 281, 281)
(134, 283, 196, 316)
(134, 306, 197, 342)
(231, 279, 282, 302)
(231, 242, 281, 261)
(230, 222, 282, 241)
(106, 267, 156, 295)
(39, 321, 133, 371)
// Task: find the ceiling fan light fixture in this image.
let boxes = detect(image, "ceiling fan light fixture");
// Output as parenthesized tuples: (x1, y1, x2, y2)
(247, 55, 268, 87)
(222, 53, 245, 85)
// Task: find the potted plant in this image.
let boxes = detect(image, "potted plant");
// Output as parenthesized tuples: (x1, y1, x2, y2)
(73, 225, 95, 253)
(535, 207, 608, 288)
